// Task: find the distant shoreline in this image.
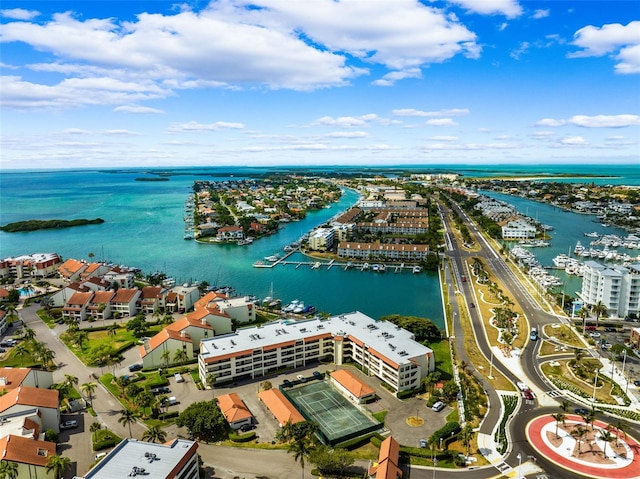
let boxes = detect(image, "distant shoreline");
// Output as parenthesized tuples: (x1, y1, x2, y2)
(0, 218, 105, 232)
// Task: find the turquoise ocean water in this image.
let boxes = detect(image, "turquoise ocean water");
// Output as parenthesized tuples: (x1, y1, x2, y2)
(1, 165, 638, 327)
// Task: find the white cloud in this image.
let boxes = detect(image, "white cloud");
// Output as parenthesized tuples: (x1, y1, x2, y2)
(166, 121, 245, 132)
(560, 136, 587, 145)
(450, 0, 522, 19)
(114, 105, 165, 114)
(323, 131, 370, 139)
(530, 131, 555, 138)
(569, 21, 640, 74)
(0, 0, 483, 109)
(531, 9, 549, 20)
(313, 114, 388, 128)
(1, 8, 40, 20)
(569, 114, 640, 128)
(372, 68, 422, 87)
(535, 118, 566, 127)
(428, 135, 459, 141)
(425, 118, 458, 126)
(393, 108, 469, 117)
(510, 42, 529, 59)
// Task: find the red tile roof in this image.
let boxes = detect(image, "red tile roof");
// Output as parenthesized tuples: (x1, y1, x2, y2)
(370, 436, 402, 479)
(330, 369, 375, 399)
(112, 288, 139, 303)
(0, 367, 32, 391)
(258, 389, 303, 426)
(0, 386, 59, 412)
(217, 393, 253, 424)
(0, 434, 56, 466)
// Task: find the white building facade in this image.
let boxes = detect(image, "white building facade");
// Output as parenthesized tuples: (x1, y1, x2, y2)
(580, 261, 640, 318)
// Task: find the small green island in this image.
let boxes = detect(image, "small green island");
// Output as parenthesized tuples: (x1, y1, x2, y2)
(0, 218, 105, 232)
(134, 177, 170, 182)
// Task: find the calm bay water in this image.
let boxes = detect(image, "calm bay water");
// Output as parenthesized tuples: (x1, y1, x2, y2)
(0, 168, 444, 326)
(2, 165, 638, 326)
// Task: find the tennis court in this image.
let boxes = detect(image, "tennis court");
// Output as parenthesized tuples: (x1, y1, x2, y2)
(282, 380, 381, 445)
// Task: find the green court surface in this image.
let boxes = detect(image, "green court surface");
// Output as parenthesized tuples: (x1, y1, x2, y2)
(283, 380, 381, 445)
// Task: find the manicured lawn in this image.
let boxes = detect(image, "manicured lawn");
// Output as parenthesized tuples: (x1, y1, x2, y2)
(542, 324, 586, 349)
(428, 339, 453, 380)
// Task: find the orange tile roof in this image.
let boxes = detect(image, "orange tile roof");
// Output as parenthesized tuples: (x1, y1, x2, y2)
(258, 389, 304, 426)
(91, 291, 115, 303)
(167, 316, 213, 332)
(141, 329, 191, 358)
(0, 434, 56, 467)
(217, 393, 253, 424)
(370, 436, 402, 479)
(0, 386, 59, 412)
(330, 370, 375, 399)
(0, 367, 32, 391)
(58, 258, 86, 278)
(112, 288, 139, 303)
(67, 291, 93, 306)
(140, 286, 163, 299)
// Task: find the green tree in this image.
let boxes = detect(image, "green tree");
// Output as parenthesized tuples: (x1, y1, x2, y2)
(309, 445, 354, 477)
(126, 315, 148, 337)
(142, 425, 167, 443)
(459, 424, 474, 457)
(81, 382, 97, 406)
(613, 420, 628, 446)
(551, 412, 566, 439)
(45, 455, 71, 479)
(90, 422, 102, 443)
(174, 348, 188, 366)
(107, 324, 118, 343)
(206, 373, 216, 399)
(599, 429, 615, 459)
(64, 374, 78, 392)
(288, 436, 315, 479)
(118, 408, 139, 438)
(161, 349, 171, 368)
(0, 460, 19, 479)
(571, 425, 588, 455)
(22, 327, 36, 341)
(175, 400, 228, 442)
(12, 344, 30, 367)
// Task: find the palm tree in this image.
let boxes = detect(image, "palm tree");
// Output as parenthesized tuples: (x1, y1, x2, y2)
(599, 429, 615, 459)
(580, 408, 597, 431)
(173, 348, 188, 366)
(460, 424, 474, 457)
(41, 296, 55, 315)
(287, 437, 314, 479)
(161, 349, 171, 369)
(81, 382, 97, 406)
(578, 307, 589, 332)
(118, 408, 138, 438)
(45, 454, 71, 479)
(206, 372, 217, 399)
(40, 347, 56, 370)
(551, 413, 566, 439)
(12, 344, 30, 367)
(142, 425, 167, 443)
(22, 327, 36, 341)
(571, 425, 588, 455)
(613, 420, 628, 447)
(90, 421, 102, 443)
(107, 324, 118, 343)
(0, 460, 19, 479)
(559, 400, 571, 413)
(592, 301, 608, 329)
(65, 374, 78, 391)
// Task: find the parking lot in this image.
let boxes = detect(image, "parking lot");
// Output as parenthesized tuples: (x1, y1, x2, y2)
(586, 323, 640, 387)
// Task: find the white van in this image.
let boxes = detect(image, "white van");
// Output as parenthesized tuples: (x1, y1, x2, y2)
(95, 452, 107, 461)
(168, 396, 178, 406)
(174, 373, 184, 383)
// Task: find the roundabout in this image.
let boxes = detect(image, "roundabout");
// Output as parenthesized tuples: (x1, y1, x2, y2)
(526, 414, 640, 479)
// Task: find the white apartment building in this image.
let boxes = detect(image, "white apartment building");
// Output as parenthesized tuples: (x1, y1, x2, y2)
(308, 227, 335, 251)
(580, 261, 640, 318)
(199, 311, 435, 393)
(501, 219, 537, 239)
(79, 438, 199, 479)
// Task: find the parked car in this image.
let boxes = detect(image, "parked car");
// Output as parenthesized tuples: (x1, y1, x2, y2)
(516, 381, 528, 391)
(128, 363, 143, 372)
(240, 423, 255, 432)
(174, 373, 184, 383)
(574, 408, 588, 415)
(604, 327, 617, 332)
(589, 332, 601, 338)
(585, 326, 597, 331)
(151, 387, 170, 395)
(431, 401, 445, 412)
(60, 420, 78, 430)
(419, 439, 427, 448)
(523, 389, 534, 400)
(634, 380, 640, 387)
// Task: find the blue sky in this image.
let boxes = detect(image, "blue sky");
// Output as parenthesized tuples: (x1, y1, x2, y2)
(1, 0, 639, 169)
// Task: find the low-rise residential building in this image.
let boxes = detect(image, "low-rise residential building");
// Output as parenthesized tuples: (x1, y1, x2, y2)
(62, 291, 94, 322)
(86, 291, 115, 321)
(58, 258, 88, 282)
(501, 219, 537, 239)
(0, 368, 54, 391)
(0, 253, 61, 280)
(368, 436, 402, 479)
(0, 310, 7, 335)
(103, 267, 136, 289)
(199, 312, 435, 393)
(216, 226, 244, 241)
(110, 288, 141, 317)
(217, 393, 253, 430)
(0, 434, 57, 478)
(79, 438, 199, 479)
(0, 386, 60, 433)
(138, 286, 165, 314)
(337, 242, 430, 262)
(164, 284, 200, 314)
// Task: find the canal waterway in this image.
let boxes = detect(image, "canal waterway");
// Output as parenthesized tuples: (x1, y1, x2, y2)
(0, 169, 444, 326)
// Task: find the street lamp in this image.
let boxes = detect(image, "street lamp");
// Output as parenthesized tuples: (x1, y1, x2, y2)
(488, 349, 494, 380)
(592, 369, 599, 404)
(516, 452, 522, 479)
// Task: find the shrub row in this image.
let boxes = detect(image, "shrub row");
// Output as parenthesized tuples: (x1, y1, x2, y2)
(94, 437, 119, 451)
(494, 395, 518, 454)
(428, 421, 461, 446)
(229, 431, 257, 442)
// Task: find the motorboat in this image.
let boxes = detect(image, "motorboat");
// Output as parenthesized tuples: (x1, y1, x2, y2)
(413, 265, 422, 274)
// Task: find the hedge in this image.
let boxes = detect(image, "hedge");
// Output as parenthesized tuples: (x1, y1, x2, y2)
(428, 421, 461, 445)
(146, 378, 170, 389)
(229, 431, 257, 442)
(94, 437, 119, 451)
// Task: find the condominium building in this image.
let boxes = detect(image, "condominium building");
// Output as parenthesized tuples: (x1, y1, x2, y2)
(308, 227, 335, 251)
(79, 438, 199, 479)
(0, 253, 61, 280)
(337, 242, 429, 261)
(501, 219, 537, 239)
(199, 311, 435, 393)
(580, 261, 640, 318)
